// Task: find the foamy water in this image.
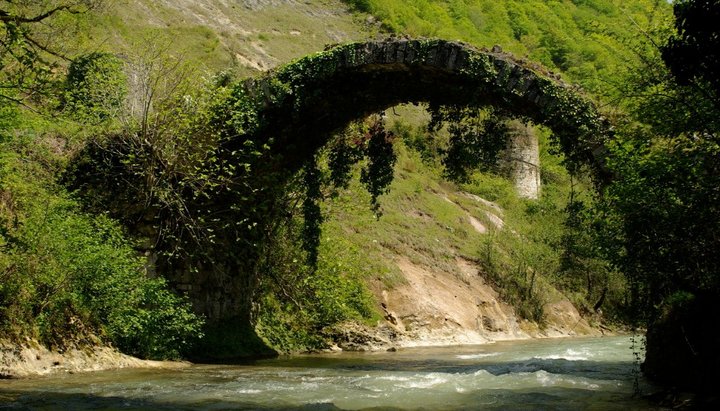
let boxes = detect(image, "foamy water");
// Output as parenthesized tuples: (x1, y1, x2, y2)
(0, 336, 654, 410)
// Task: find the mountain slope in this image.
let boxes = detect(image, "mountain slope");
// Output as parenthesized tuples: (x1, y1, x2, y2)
(86, 0, 373, 75)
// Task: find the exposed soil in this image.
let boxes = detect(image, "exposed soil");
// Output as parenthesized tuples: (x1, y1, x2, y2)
(331, 187, 608, 352)
(0, 340, 188, 379)
(342, 257, 602, 350)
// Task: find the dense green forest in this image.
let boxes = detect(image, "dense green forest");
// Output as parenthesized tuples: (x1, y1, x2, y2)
(1, 0, 719, 395)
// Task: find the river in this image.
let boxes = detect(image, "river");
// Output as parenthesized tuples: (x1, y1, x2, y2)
(0, 335, 657, 410)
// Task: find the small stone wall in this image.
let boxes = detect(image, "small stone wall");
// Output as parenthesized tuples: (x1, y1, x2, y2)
(505, 120, 540, 199)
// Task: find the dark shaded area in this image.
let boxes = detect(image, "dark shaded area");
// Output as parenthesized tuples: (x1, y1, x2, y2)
(0, 388, 650, 411)
(662, 0, 720, 96)
(643, 292, 720, 395)
(189, 319, 278, 362)
(0, 391, 344, 411)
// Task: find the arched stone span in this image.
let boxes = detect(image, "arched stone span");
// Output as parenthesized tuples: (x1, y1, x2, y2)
(216, 38, 611, 180)
(174, 39, 614, 358)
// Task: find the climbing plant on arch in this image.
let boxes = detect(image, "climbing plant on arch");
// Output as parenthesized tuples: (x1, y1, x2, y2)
(213, 39, 612, 179)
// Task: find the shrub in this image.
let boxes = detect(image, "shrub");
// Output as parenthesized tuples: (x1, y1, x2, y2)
(64, 52, 127, 124)
(0, 133, 203, 359)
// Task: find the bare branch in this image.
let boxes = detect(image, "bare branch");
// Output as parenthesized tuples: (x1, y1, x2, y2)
(0, 4, 80, 24)
(21, 30, 71, 61)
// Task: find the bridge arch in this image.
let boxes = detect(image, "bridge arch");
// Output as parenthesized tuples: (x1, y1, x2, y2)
(215, 39, 611, 180)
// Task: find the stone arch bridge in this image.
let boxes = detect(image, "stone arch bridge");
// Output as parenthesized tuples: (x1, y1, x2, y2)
(217, 39, 610, 179)
(152, 39, 613, 357)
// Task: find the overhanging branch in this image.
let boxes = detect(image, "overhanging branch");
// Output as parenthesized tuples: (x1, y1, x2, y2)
(0, 4, 81, 24)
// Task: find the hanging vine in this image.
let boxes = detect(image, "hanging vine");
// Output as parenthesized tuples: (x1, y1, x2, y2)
(296, 115, 399, 268)
(327, 120, 367, 191)
(301, 158, 323, 268)
(360, 114, 397, 216)
(428, 104, 513, 183)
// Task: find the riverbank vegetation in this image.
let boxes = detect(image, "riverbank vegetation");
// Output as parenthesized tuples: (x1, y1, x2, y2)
(1, 0, 719, 395)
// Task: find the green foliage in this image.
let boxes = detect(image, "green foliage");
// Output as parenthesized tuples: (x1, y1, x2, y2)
(345, 0, 372, 13)
(69, 50, 235, 265)
(598, 132, 720, 321)
(107, 276, 204, 359)
(0, 131, 203, 359)
(0, 1, 99, 105)
(477, 232, 549, 323)
(64, 52, 127, 124)
(327, 121, 367, 189)
(302, 160, 323, 267)
(255, 217, 379, 352)
(428, 106, 509, 183)
(1, 38, 210, 357)
(393, 117, 444, 166)
(559, 197, 626, 320)
(606, 11, 719, 138)
(341, 0, 671, 94)
(360, 116, 397, 215)
(585, 0, 720, 328)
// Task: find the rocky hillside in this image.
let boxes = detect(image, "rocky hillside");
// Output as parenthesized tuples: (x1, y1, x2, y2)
(314, 133, 609, 352)
(97, 0, 374, 74)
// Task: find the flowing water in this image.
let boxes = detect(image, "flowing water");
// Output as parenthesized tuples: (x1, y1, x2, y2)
(0, 336, 657, 410)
